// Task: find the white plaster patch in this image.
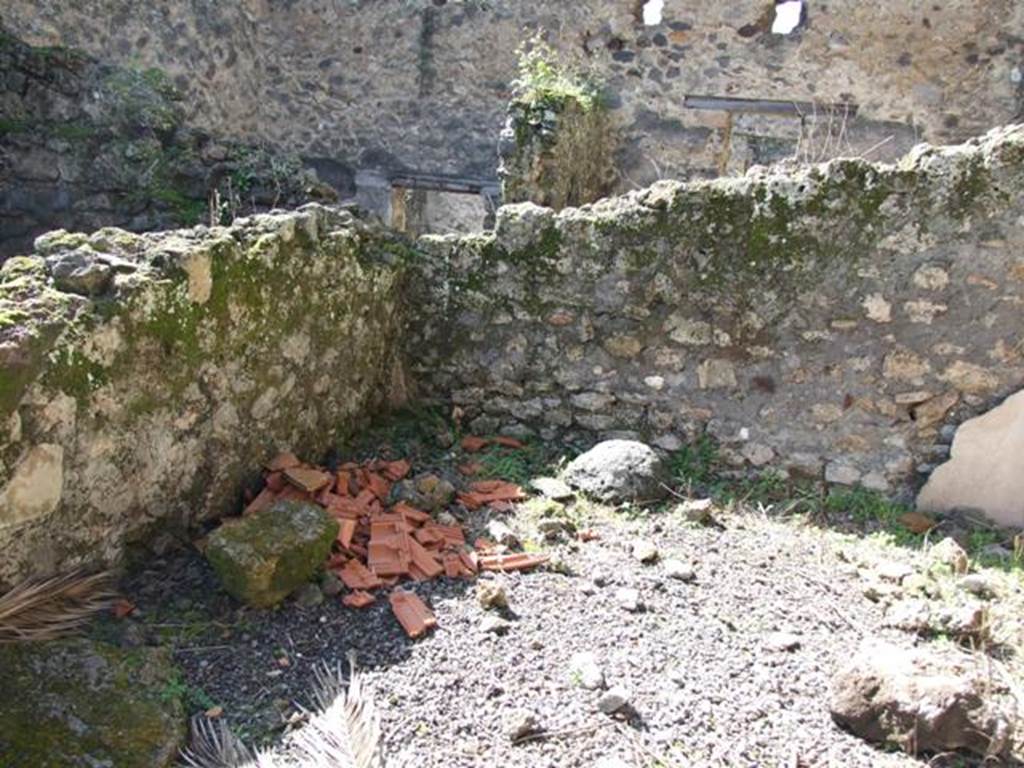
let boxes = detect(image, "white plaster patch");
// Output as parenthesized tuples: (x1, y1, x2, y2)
(0, 444, 64, 528)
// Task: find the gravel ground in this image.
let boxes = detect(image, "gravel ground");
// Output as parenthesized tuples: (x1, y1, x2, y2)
(101, 496, 1024, 768)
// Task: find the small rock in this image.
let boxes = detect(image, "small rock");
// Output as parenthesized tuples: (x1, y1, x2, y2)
(615, 587, 643, 612)
(436, 511, 458, 526)
(883, 599, 933, 634)
(958, 573, 996, 598)
(934, 602, 990, 642)
(391, 473, 456, 512)
(47, 248, 114, 296)
(663, 559, 696, 582)
(875, 561, 914, 584)
(537, 518, 572, 540)
(597, 686, 630, 714)
(563, 440, 668, 503)
(830, 640, 1014, 757)
(476, 580, 509, 610)
(294, 582, 323, 608)
(592, 571, 611, 588)
(506, 709, 540, 741)
(530, 477, 574, 501)
(676, 498, 713, 523)
(631, 539, 659, 564)
(487, 520, 520, 548)
(862, 579, 901, 603)
(480, 615, 511, 635)
(569, 651, 605, 690)
(764, 631, 802, 652)
(930, 537, 970, 574)
(319, 572, 344, 597)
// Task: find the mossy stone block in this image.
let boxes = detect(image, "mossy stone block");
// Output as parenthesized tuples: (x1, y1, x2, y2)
(0, 639, 185, 767)
(205, 500, 338, 607)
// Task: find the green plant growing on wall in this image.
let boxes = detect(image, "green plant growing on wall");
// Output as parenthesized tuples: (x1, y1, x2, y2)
(502, 33, 618, 210)
(511, 34, 603, 113)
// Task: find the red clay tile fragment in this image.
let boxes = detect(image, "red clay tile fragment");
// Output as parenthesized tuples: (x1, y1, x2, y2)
(478, 553, 549, 572)
(393, 502, 430, 526)
(389, 591, 437, 638)
(367, 472, 391, 500)
(335, 470, 354, 497)
(491, 436, 526, 449)
(284, 466, 333, 493)
(408, 538, 444, 579)
(338, 559, 382, 590)
(337, 519, 357, 550)
(342, 591, 376, 609)
(265, 471, 286, 492)
(265, 452, 301, 472)
(382, 460, 411, 481)
(244, 487, 277, 516)
(457, 462, 483, 477)
(460, 435, 489, 453)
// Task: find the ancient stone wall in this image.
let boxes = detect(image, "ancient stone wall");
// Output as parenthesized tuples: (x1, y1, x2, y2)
(410, 125, 1024, 502)
(0, 205, 409, 587)
(0, 28, 333, 260)
(4, 0, 1022, 198)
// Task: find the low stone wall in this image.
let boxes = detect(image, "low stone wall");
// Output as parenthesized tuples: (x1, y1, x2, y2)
(411, 125, 1024, 500)
(0, 205, 408, 587)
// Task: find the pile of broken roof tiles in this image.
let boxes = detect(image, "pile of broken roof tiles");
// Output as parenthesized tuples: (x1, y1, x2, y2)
(243, 451, 548, 638)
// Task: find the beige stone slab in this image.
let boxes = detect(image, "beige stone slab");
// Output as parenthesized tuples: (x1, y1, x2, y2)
(917, 389, 1024, 527)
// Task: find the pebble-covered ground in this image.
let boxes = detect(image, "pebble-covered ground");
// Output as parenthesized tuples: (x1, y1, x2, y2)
(100, 492, 1024, 768)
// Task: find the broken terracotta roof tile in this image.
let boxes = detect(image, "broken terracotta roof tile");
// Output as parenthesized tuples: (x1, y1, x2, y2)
(277, 486, 314, 503)
(458, 550, 479, 574)
(457, 462, 483, 477)
(265, 452, 301, 472)
(342, 591, 376, 609)
(460, 435, 489, 453)
(284, 466, 333, 493)
(265, 471, 286, 492)
(408, 538, 444, 579)
(381, 460, 411, 481)
(491, 436, 526, 449)
(244, 487, 277, 516)
(337, 519, 357, 550)
(389, 591, 437, 638)
(479, 553, 549, 572)
(335, 470, 354, 497)
(393, 502, 431, 525)
(338, 559, 382, 590)
(367, 472, 391, 500)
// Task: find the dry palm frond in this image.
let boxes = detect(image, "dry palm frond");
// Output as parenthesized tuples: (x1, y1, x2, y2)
(0, 570, 115, 643)
(180, 651, 383, 768)
(181, 716, 258, 768)
(291, 651, 383, 768)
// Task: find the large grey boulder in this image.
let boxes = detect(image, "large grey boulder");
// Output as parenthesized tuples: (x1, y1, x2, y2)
(830, 641, 1014, 758)
(0, 639, 186, 767)
(206, 500, 338, 607)
(563, 440, 668, 503)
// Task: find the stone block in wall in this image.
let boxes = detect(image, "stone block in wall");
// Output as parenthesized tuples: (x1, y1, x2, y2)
(0, 204, 411, 587)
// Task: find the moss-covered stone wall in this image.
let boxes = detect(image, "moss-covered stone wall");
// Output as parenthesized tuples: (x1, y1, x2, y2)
(411, 124, 1024, 501)
(0, 205, 410, 587)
